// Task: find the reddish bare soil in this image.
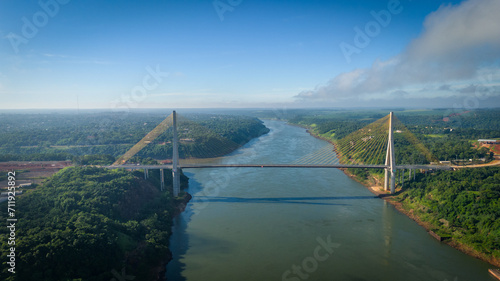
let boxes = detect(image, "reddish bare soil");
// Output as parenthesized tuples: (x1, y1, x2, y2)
(0, 161, 72, 171)
(0, 161, 73, 188)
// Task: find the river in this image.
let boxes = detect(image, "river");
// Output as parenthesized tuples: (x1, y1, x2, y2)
(166, 120, 495, 281)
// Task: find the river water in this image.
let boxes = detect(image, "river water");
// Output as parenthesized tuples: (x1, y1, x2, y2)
(166, 120, 495, 281)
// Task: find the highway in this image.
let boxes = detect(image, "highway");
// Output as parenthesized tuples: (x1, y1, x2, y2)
(105, 164, 453, 170)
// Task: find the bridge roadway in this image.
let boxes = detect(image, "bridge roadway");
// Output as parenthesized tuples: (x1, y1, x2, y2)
(105, 164, 453, 170)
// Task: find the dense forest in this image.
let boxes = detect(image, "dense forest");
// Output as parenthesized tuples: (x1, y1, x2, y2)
(0, 110, 272, 280)
(1, 108, 499, 274)
(288, 108, 500, 164)
(288, 108, 500, 265)
(396, 167, 500, 264)
(137, 115, 270, 159)
(0, 166, 189, 281)
(0, 112, 269, 162)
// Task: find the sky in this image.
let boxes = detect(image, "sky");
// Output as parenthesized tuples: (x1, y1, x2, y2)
(0, 0, 499, 109)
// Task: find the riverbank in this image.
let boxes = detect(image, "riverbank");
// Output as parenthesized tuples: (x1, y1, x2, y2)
(165, 119, 497, 280)
(160, 120, 272, 280)
(356, 168, 500, 269)
(386, 193, 500, 268)
(299, 123, 500, 269)
(155, 192, 192, 281)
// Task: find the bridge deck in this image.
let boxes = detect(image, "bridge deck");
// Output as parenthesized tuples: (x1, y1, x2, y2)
(106, 164, 452, 170)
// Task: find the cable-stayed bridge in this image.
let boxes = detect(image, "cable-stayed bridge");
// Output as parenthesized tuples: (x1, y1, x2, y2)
(107, 111, 452, 196)
(113, 164, 445, 170)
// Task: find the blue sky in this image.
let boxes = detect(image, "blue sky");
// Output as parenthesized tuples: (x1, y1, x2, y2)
(1, 0, 499, 109)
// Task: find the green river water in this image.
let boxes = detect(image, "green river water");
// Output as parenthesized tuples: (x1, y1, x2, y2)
(166, 120, 495, 281)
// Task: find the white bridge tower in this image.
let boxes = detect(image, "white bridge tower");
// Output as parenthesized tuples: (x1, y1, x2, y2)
(384, 112, 396, 193)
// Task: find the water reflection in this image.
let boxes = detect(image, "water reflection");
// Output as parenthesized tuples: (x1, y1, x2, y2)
(382, 200, 393, 266)
(166, 120, 495, 281)
(191, 195, 376, 206)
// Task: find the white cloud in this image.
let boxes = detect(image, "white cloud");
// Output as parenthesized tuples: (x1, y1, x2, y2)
(43, 53, 69, 58)
(296, 0, 500, 102)
(149, 92, 185, 97)
(38, 53, 112, 65)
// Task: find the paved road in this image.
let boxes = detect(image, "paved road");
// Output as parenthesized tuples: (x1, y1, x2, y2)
(105, 164, 452, 170)
(451, 159, 500, 169)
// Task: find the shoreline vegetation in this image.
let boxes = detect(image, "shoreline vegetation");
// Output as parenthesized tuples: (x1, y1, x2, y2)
(0, 112, 271, 281)
(299, 123, 500, 268)
(0, 166, 191, 281)
(0, 113, 271, 162)
(2, 110, 499, 279)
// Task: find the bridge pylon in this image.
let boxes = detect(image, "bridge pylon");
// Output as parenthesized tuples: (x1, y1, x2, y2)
(384, 112, 396, 193)
(172, 110, 181, 197)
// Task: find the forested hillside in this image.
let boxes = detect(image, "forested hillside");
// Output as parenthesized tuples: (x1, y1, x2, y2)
(0, 167, 189, 281)
(0, 112, 269, 162)
(289, 108, 499, 164)
(288, 108, 500, 266)
(137, 115, 270, 159)
(395, 167, 500, 265)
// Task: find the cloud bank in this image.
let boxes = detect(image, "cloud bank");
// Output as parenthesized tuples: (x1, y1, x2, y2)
(296, 0, 500, 103)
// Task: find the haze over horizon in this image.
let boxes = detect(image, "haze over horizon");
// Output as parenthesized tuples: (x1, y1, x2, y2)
(1, 0, 499, 110)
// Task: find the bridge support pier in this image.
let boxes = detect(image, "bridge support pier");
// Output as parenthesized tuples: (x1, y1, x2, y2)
(160, 169, 165, 191)
(401, 169, 404, 189)
(144, 168, 149, 179)
(172, 111, 181, 197)
(384, 112, 396, 193)
(384, 169, 389, 191)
